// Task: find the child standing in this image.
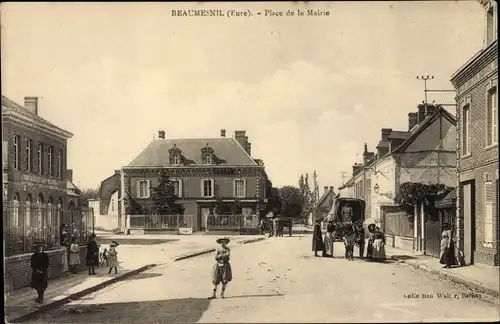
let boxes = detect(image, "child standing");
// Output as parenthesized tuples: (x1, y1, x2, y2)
(69, 237, 80, 273)
(208, 237, 232, 299)
(107, 241, 119, 274)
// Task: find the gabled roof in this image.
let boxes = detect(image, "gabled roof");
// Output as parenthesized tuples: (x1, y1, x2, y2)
(392, 106, 456, 154)
(127, 138, 257, 167)
(338, 177, 355, 190)
(376, 141, 389, 149)
(2, 95, 73, 138)
(67, 180, 81, 197)
(317, 187, 336, 207)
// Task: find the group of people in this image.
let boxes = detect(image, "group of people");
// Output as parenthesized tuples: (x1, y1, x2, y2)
(260, 217, 292, 238)
(312, 218, 387, 261)
(30, 233, 120, 304)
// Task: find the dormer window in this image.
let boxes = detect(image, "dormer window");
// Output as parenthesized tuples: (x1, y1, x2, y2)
(203, 154, 212, 165)
(172, 155, 180, 165)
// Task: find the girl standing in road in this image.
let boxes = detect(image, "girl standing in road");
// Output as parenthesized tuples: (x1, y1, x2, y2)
(69, 237, 80, 273)
(30, 241, 49, 303)
(107, 241, 119, 274)
(86, 233, 99, 275)
(209, 237, 232, 299)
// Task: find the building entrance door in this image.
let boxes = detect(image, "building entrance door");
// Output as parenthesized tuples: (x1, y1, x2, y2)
(200, 207, 210, 231)
(463, 182, 476, 265)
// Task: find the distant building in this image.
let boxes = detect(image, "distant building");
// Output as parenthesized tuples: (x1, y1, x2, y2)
(88, 170, 121, 231)
(450, 0, 498, 266)
(314, 186, 336, 221)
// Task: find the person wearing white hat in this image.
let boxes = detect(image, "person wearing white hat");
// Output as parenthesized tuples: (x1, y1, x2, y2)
(209, 237, 232, 299)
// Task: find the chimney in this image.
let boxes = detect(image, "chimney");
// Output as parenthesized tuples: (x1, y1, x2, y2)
(246, 142, 252, 156)
(418, 103, 426, 124)
(234, 130, 249, 153)
(114, 170, 121, 175)
(66, 169, 73, 182)
(408, 112, 418, 131)
(329, 186, 334, 192)
(24, 96, 39, 115)
(426, 104, 438, 117)
(352, 163, 363, 176)
(220, 129, 226, 137)
(324, 186, 328, 194)
(364, 143, 368, 154)
(158, 130, 165, 139)
(381, 128, 392, 141)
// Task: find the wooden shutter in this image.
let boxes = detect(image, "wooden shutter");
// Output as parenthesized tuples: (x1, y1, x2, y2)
(493, 89, 497, 144)
(146, 180, 151, 198)
(201, 180, 205, 197)
(136, 180, 141, 198)
(484, 181, 493, 244)
(178, 180, 183, 198)
(210, 179, 214, 197)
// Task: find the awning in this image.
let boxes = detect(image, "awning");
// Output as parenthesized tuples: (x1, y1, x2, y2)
(435, 188, 457, 209)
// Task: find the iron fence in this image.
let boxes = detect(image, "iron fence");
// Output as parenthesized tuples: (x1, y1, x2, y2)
(129, 214, 194, 229)
(206, 214, 259, 231)
(3, 202, 94, 256)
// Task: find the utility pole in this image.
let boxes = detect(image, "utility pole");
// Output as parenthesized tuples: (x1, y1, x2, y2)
(416, 74, 434, 109)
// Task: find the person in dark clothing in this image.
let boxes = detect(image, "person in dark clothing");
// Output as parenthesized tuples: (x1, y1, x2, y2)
(30, 241, 49, 303)
(439, 223, 457, 268)
(312, 220, 325, 257)
(60, 224, 68, 246)
(86, 233, 99, 275)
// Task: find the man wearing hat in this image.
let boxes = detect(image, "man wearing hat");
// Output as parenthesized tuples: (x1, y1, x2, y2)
(30, 241, 49, 303)
(86, 233, 99, 275)
(209, 237, 232, 299)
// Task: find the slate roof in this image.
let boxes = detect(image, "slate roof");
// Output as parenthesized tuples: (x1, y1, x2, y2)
(2, 96, 72, 136)
(317, 187, 336, 207)
(127, 138, 257, 167)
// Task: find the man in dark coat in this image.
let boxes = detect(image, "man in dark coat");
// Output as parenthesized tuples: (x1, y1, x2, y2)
(312, 219, 325, 257)
(30, 241, 49, 303)
(86, 233, 99, 275)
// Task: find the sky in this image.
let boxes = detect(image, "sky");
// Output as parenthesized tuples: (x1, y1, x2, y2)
(1, 1, 486, 190)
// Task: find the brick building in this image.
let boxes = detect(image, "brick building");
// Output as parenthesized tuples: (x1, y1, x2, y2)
(119, 129, 269, 232)
(450, 0, 498, 266)
(2, 95, 75, 290)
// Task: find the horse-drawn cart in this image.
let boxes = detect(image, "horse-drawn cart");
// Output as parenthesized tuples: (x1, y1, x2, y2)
(328, 197, 366, 258)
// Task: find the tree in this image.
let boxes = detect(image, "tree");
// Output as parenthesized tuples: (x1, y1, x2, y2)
(298, 174, 313, 219)
(125, 196, 146, 215)
(151, 169, 184, 215)
(79, 185, 101, 207)
(214, 198, 229, 215)
(279, 186, 304, 218)
(264, 180, 282, 215)
(231, 199, 242, 215)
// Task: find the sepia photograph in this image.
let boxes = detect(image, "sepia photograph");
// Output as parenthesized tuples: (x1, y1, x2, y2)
(1, 1, 499, 323)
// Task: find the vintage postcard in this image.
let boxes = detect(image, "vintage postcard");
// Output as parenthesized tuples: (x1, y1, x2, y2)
(2, 1, 499, 323)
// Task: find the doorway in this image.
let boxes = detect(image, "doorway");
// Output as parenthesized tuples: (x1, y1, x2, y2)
(462, 181, 476, 265)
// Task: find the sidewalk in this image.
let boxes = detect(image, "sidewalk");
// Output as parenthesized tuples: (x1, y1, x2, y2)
(386, 246, 500, 298)
(4, 235, 265, 323)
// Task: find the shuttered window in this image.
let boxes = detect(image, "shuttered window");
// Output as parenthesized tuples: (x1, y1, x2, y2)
(487, 86, 497, 146)
(136, 180, 151, 198)
(462, 104, 471, 155)
(234, 179, 246, 198)
(484, 181, 494, 244)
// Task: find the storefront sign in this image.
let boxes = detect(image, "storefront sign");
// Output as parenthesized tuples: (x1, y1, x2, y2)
(21, 174, 63, 191)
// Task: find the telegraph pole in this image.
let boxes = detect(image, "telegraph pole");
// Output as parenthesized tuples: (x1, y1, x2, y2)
(416, 74, 434, 108)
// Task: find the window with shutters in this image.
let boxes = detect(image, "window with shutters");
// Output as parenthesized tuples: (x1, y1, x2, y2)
(486, 86, 497, 147)
(462, 104, 471, 156)
(136, 180, 150, 198)
(234, 179, 246, 198)
(484, 180, 494, 245)
(25, 139, 33, 172)
(171, 179, 182, 197)
(48, 146, 54, 176)
(37, 143, 43, 174)
(201, 179, 214, 197)
(13, 135, 20, 170)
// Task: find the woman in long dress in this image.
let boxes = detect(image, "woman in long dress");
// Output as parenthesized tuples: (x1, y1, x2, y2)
(372, 227, 386, 261)
(30, 242, 49, 303)
(312, 220, 325, 257)
(366, 224, 376, 260)
(439, 223, 457, 268)
(69, 237, 80, 273)
(209, 237, 233, 299)
(323, 220, 335, 257)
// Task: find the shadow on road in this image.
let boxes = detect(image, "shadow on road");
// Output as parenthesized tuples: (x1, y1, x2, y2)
(123, 272, 163, 280)
(223, 293, 284, 299)
(390, 255, 418, 260)
(42, 298, 211, 323)
(96, 238, 179, 245)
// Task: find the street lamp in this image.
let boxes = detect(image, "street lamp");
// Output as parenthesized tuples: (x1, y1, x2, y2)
(373, 183, 380, 194)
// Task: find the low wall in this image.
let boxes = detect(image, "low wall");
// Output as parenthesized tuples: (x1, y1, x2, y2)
(4, 248, 67, 292)
(95, 215, 119, 231)
(394, 235, 414, 252)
